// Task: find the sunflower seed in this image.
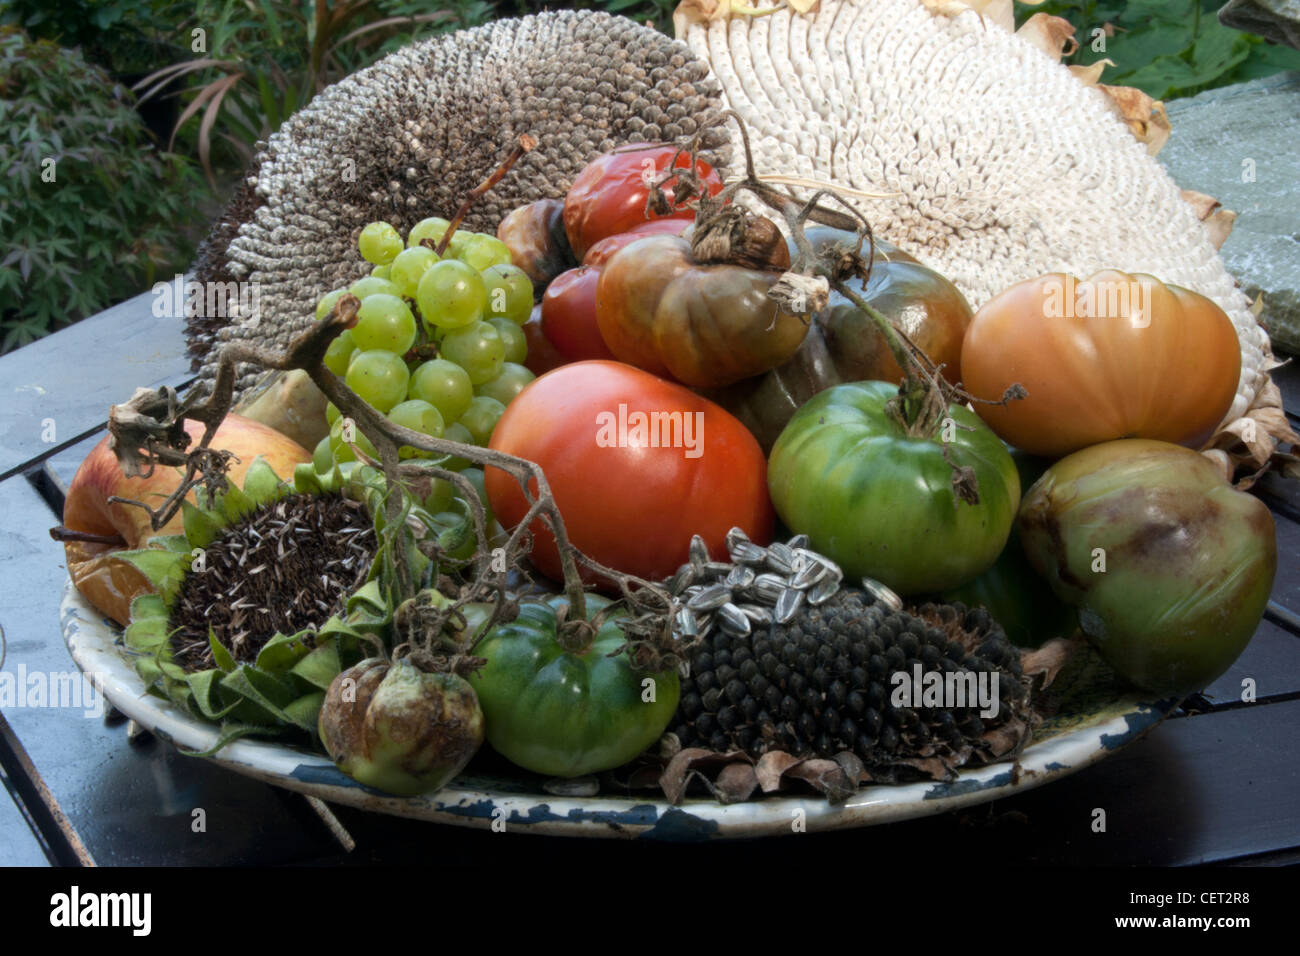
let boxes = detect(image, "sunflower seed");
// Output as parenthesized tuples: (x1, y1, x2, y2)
(687, 583, 731, 612)
(814, 554, 843, 582)
(862, 577, 904, 611)
(730, 541, 768, 566)
(716, 602, 751, 636)
(787, 533, 810, 551)
(740, 604, 773, 625)
(751, 573, 786, 604)
(725, 527, 751, 551)
(668, 563, 697, 595)
(807, 575, 839, 606)
(775, 587, 804, 624)
(689, 534, 709, 566)
(675, 607, 699, 638)
(703, 561, 732, 577)
(725, 566, 756, 589)
(790, 557, 825, 590)
(766, 542, 794, 574)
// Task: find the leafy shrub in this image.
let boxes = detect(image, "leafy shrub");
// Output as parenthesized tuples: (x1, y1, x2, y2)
(0, 27, 206, 352)
(136, 0, 498, 184)
(1020, 0, 1300, 100)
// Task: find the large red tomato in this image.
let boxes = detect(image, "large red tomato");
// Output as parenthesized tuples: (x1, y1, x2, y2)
(563, 145, 723, 260)
(486, 361, 774, 585)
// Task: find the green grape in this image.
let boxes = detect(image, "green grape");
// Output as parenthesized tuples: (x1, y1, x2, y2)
(481, 264, 534, 325)
(325, 402, 342, 426)
(408, 358, 474, 422)
(416, 260, 487, 331)
(370, 265, 391, 279)
(440, 320, 505, 385)
(407, 216, 451, 249)
(487, 317, 527, 364)
(458, 395, 507, 445)
(353, 293, 417, 355)
(345, 349, 410, 413)
(476, 362, 534, 406)
(312, 435, 334, 472)
(459, 235, 514, 271)
(359, 221, 404, 265)
(389, 245, 439, 298)
(349, 275, 402, 300)
(329, 416, 378, 464)
(315, 287, 346, 321)
(440, 422, 475, 470)
(387, 399, 446, 459)
(323, 330, 356, 376)
(443, 231, 475, 260)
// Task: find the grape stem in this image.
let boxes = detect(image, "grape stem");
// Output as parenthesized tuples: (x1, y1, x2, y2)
(433, 134, 537, 258)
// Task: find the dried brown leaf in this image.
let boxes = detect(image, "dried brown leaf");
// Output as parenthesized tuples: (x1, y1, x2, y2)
(755, 750, 804, 792)
(1097, 83, 1171, 155)
(785, 758, 857, 803)
(1016, 13, 1077, 61)
(714, 762, 760, 803)
(1019, 636, 1079, 690)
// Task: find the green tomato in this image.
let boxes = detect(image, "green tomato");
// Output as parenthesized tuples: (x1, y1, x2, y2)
(1018, 439, 1275, 696)
(768, 380, 1020, 595)
(469, 594, 680, 777)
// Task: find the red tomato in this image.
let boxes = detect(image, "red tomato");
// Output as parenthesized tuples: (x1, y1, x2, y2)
(521, 306, 569, 377)
(563, 144, 723, 259)
(541, 267, 616, 362)
(486, 361, 774, 586)
(583, 219, 691, 267)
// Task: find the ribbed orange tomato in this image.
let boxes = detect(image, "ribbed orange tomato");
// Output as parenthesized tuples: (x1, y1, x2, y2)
(962, 271, 1240, 457)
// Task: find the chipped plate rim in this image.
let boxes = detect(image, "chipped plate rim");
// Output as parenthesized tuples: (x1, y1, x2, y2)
(60, 580, 1176, 841)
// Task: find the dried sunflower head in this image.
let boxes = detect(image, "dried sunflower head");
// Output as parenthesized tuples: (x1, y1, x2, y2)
(118, 459, 393, 742)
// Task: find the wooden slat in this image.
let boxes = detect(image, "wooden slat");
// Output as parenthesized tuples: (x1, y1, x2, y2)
(0, 291, 191, 479)
(0, 475, 339, 865)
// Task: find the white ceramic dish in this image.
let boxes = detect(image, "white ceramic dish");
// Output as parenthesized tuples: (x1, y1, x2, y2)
(61, 579, 1176, 841)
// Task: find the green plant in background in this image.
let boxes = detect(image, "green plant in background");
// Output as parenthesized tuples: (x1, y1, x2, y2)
(1019, 0, 1300, 100)
(0, 26, 206, 353)
(135, 0, 496, 185)
(0, 0, 187, 77)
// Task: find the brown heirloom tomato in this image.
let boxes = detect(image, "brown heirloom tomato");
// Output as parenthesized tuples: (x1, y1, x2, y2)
(595, 234, 808, 389)
(497, 198, 576, 288)
(962, 271, 1241, 458)
(708, 247, 973, 451)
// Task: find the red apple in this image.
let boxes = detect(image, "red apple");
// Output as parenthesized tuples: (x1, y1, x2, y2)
(61, 413, 311, 626)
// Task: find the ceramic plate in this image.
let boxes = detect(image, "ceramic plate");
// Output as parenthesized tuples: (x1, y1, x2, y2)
(60, 580, 1177, 841)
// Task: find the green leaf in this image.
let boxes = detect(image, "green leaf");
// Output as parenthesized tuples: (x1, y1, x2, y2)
(217, 480, 256, 525)
(290, 641, 342, 691)
(185, 669, 240, 721)
(281, 691, 325, 733)
(182, 500, 222, 550)
(209, 627, 237, 673)
(255, 630, 315, 672)
(117, 547, 187, 589)
(241, 456, 287, 503)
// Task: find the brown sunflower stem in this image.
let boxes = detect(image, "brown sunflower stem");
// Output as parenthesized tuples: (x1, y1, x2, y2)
(434, 134, 537, 257)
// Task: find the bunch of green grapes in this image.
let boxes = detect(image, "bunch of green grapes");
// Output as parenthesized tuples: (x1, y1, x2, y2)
(313, 218, 537, 504)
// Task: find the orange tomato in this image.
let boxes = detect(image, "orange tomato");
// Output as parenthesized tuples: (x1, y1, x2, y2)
(962, 271, 1240, 457)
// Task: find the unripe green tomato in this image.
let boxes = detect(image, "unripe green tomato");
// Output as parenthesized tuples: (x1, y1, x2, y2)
(1017, 439, 1275, 696)
(468, 594, 680, 777)
(768, 380, 1020, 595)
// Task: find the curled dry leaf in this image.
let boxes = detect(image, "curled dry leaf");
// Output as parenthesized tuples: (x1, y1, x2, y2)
(1019, 636, 1080, 691)
(1207, 378, 1300, 486)
(1097, 83, 1172, 155)
(1016, 12, 1078, 60)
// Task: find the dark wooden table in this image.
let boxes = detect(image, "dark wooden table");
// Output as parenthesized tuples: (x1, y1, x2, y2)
(1, 291, 1298, 868)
